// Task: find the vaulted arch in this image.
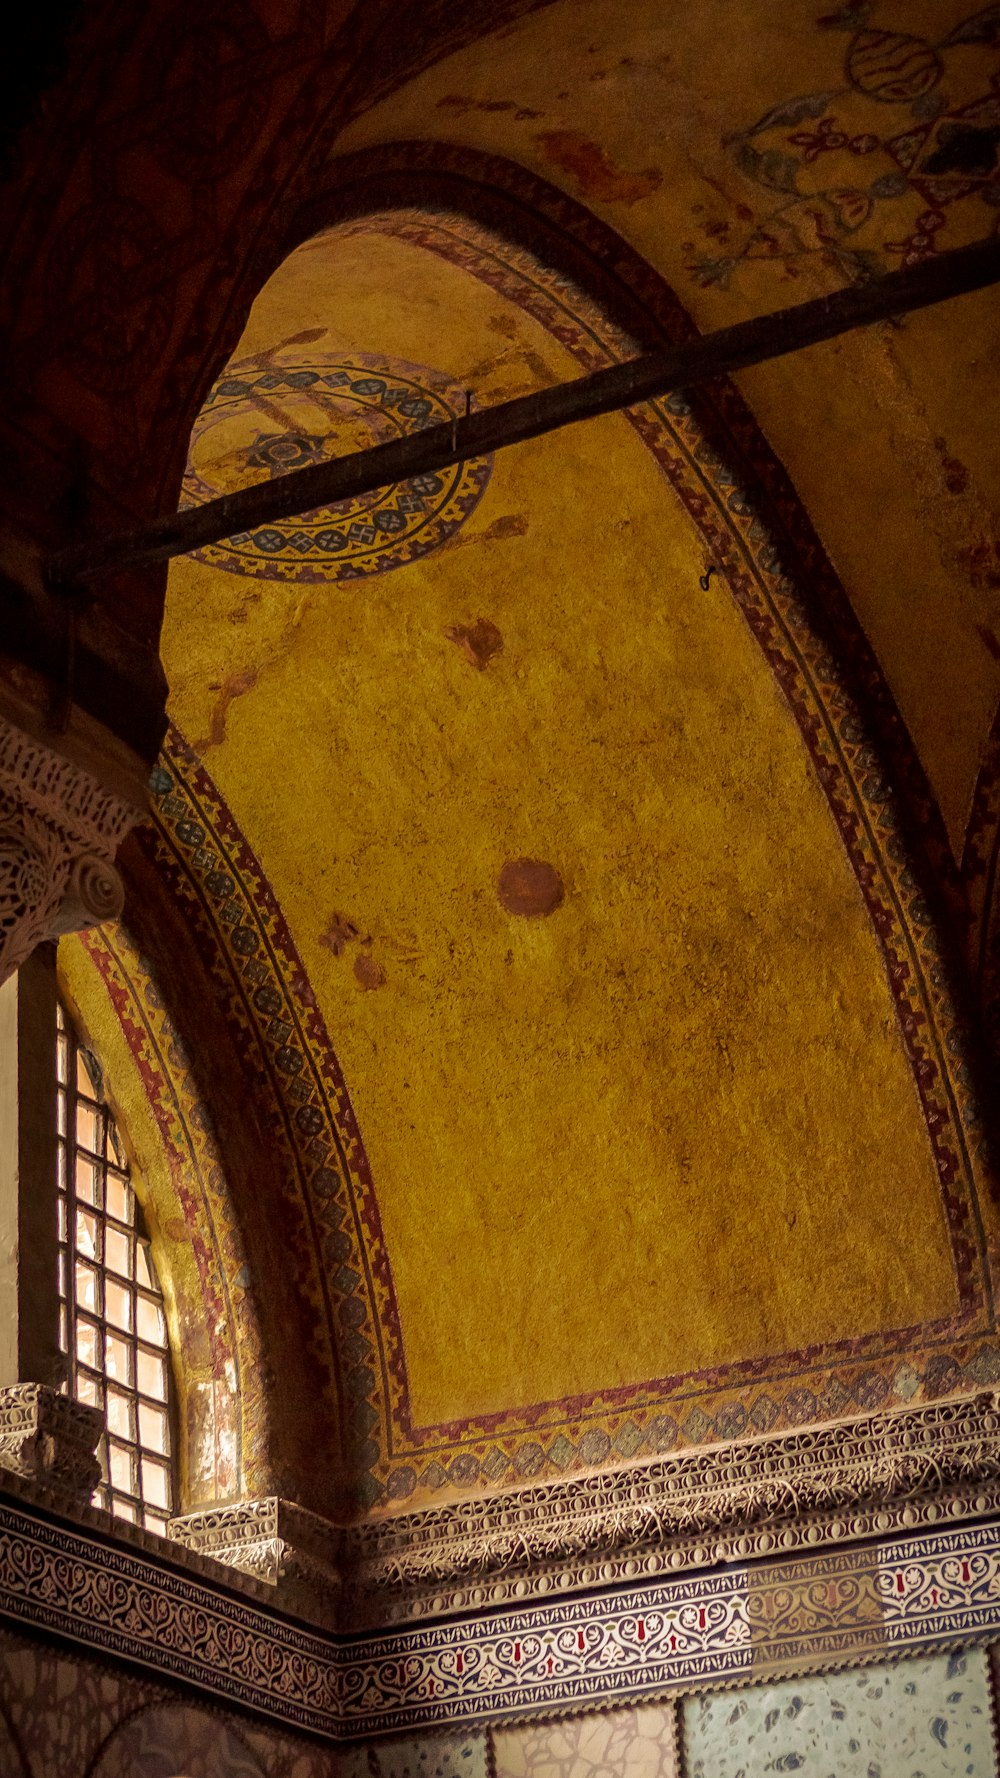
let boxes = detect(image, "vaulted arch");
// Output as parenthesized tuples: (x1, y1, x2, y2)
(101, 168, 998, 1517)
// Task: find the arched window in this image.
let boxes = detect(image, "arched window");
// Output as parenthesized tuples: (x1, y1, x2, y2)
(56, 1001, 175, 1531)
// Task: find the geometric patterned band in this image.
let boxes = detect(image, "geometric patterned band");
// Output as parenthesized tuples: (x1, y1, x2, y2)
(5, 1488, 1000, 1740)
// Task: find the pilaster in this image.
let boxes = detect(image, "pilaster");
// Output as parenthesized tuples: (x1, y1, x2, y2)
(0, 706, 143, 985)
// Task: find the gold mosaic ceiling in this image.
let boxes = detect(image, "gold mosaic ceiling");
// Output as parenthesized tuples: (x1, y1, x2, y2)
(66, 0, 1000, 1516)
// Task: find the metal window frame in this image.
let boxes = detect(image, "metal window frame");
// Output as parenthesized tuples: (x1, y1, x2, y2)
(56, 1002, 175, 1532)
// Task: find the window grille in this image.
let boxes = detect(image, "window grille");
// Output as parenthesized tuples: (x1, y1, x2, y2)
(56, 1001, 174, 1531)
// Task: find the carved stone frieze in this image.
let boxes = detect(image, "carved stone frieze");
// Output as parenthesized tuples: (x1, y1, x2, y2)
(342, 1393, 1000, 1625)
(0, 711, 140, 985)
(167, 1495, 344, 1625)
(169, 1398, 1000, 1630)
(0, 1383, 102, 1499)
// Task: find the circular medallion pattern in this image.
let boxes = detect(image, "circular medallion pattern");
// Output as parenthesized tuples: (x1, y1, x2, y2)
(182, 353, 493, 583)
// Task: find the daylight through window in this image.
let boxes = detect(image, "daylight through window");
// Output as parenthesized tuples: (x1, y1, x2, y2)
(56, 1002, 174, 1531)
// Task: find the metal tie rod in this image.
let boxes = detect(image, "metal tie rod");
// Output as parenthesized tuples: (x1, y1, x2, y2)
(48, 234, 1000, 588)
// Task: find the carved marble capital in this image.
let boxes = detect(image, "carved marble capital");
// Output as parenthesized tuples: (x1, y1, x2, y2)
(167, 1496, 344, 1626)
(0, 1383, 102, 1499)
(0, 711, 140, 983)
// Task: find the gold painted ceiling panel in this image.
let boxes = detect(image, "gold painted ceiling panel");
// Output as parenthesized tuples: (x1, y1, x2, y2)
(126, 213, 991, 1509)
(334, 0, 1000, 857)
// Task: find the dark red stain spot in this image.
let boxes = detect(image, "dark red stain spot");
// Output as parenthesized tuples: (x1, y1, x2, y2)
(976, 622, 1000, 663)
(354, 953, 386, 990)
(961, 539, 1000, 591)
(934, 435, 969, 495)
(498, 858, 564, 918)
(533, 130, 662, 205)
(482, 512, 528, 541)
(320, 912, 362, 957)
(436, 94, 543, 119)
(193, 665, 259, 753)
(445, 616, 504, 670)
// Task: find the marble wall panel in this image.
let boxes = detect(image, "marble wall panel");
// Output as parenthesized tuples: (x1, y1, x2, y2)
(0, 1628, 162, 1777)
(334, 1729, 490, 1778)
(492, 1701, 679, 1778)
(0, 1628, 338, 1778)
(0, 1700, 29, 1777)
(683, 1650, 997, 1778)
(92, 1704, 266, 1778)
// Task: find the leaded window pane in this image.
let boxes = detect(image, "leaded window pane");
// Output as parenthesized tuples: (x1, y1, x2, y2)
(56, 1002, 175, 1530)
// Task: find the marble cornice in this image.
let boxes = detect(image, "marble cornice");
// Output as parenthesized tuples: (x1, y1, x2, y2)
(341, 1392, 1000, 1625)
(7, 1391, 1000, 1639)
(6, 1394, 1000, 1735)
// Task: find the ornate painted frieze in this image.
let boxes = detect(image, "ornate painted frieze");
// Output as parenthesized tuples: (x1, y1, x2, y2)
(8, 1486, 1000, 1739)
(0, 711, 139, 986)
(0, 1491, 340, 1735)
(0, 1384, 102, 1500)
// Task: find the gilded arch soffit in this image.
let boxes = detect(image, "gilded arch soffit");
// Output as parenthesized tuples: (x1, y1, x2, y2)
(291, 141, 967, 927)
(322, 3, 1000, 867)
(139, 181, 1000, 1516)
(61, 922, 273, 1503)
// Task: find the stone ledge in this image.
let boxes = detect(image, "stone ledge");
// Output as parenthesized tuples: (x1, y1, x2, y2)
(0, 1382, 102, 1500)
(167, 1495, 343, 1625)
(342, 1392, 1000, 1624)
(21, 1391, 1000, 1631)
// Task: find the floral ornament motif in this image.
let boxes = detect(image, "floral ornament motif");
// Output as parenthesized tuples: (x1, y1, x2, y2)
(687, 5, 1000, 289)
(244, 431, 330, 474)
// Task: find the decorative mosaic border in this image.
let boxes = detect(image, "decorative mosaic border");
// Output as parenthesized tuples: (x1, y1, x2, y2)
(9, 1487, 1000, 1740)
(182, 350, 493, 584)
(137, 733, 383, 1513)
(134, 174, 1000, 1508)
(76, 922, 273, 1500)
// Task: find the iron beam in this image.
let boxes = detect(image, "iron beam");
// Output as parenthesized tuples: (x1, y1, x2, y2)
(47, 235, 1000, 588)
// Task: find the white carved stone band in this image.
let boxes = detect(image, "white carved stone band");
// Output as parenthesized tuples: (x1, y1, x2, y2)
(0, 1382, 102, 1498)
(170, 1394, 1000, 1631)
